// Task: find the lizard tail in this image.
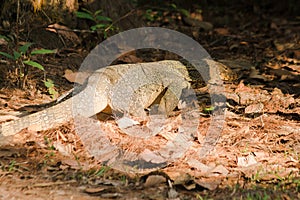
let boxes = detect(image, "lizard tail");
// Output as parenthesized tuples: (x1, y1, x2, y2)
(0, 98, 73, 137)
(0, 87, 109, 137)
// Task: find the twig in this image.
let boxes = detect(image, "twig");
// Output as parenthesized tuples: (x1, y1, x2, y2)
(105, 9, 137, 32)
(31, 180, 77, 188)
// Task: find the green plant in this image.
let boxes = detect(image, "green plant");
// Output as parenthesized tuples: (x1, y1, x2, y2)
(76, 8, 113, 38)
(43, 137, 56, 165)
(0, 34, 11, 43)
(169, 3, 190, 17)
(245, 191, 271, 200)
(143, 3, 190, 23)
(0, 42, 56, 89)
(44, 151, 55, 166)
(44, 136, 55, 150)
(195, 194, 212, 200)
(94, 166, 110, 176)
(120, 175, 127, 184)
(8, 160, 17, 172)
(144, 9, 163, 22)
(43, 79, 58, 99)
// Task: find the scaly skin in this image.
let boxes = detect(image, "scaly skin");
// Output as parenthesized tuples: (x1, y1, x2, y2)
(0, 59, 238, 137)
(0, 60, 191, 136)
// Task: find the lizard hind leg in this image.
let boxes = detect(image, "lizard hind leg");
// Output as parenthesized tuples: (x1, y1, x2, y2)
(128, 83, 165, 118)
(158, 80, 191, 116)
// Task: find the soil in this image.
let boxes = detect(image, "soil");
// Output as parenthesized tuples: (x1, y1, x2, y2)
(0, 2, 299, 200)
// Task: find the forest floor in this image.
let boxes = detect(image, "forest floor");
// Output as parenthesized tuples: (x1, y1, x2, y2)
(0, 3, 299, 200)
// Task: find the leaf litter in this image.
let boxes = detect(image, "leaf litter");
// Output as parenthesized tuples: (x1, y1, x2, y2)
(0, 4, 299, 200)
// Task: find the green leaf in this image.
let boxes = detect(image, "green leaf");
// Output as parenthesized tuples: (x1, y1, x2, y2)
(178, 8, 190, 17)
(145, 9, 154, 21)
(44, 79, 54, 88)
(76, 11, 94, 21)
(31, 49, 56, 55)
(0, 51, 14, 60)
(13, 51, 21, 60)
(203, 106, 215, 113)
(90, 24, 107, 31)
(44, 79, 58, 99)
(170, 3, 177, 9)
(81, 8, 93, 15)
(23, 60, 45, 70)
(19, 43, 33, 54)
(95, 15, 112, 22)
(94, 9, 103, 16)
(0, 34, 9, 41)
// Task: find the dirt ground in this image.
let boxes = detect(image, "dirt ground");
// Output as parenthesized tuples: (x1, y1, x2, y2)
(0, 2, 299, 200)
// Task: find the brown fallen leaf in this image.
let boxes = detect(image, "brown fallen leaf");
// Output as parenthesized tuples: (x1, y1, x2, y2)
(64, 69, 89, 84)
(144, 175, 166, 187)
(194, 177, 221, 190)
(209, 165, 229, 176)
(244, 103, 264, 115)
(139, 149, 166, 164)
(264, 88, 295, 113)
(46, 23, 81, 47)
(274, 40, 296, 51)
(214, 28, 229, 35)
(186, 158, 211, 173)
(84, 187, 106, 194)
(53, 141, 73, 157)
(249, 67, 268, 81)
(237, 153, 258, 167)
(163, 169, 192, 185)
(285, 64, 300, 74)
(269, 68, 299, 80)
(190, 10, 203, 21)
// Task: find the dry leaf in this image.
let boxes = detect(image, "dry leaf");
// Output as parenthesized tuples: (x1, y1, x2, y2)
(194, 177, 221, 190)
(249, 67, 268, 80)
(53, 141, 73, 157)
(237, 153, 258, 167)
(84, 187, 106, 194)
(245, 103, 264, 114)
(164, 169, 192, 185)
(274, 40, 296, 51)
(144, 175, 166, 187)
(285, 64, 300, 73)
(209, 165, 229, 176)
(214, 28, 229, 35)
(64, 69, 89, 84)
(140, 149, 166, 164)
(269, 69, 298, 80)
(61, 159, 81, 170)
(186, 158, 211, 173)
(46, 23, 81, 46)
(190, 11, 203, 21)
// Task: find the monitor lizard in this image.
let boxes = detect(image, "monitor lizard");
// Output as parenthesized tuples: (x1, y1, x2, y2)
(0, 60, 238, 137)
(0, 60, 193, 136)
